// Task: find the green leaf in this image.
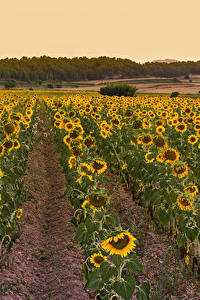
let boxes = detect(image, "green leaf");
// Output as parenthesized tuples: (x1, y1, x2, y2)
(185, 227, 199, 242)
(110, 255, 123, 268)
(136, 281, 151, 300)
(113, 278, 135, 300)
(85, 269, 103, 291)
(100, 262, 117, 282)
(177, 232, 187, 248)
(157, 208, 170, 226)
(126, 254, 143, 272)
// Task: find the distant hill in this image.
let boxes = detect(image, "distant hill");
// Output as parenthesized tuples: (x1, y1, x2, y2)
(152, 59, 179, 64)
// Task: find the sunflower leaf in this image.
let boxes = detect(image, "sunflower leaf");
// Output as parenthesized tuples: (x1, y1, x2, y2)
(113, 279, 135, 300)
(85, 269, 104, 291)
(136, 280, 151, 300)
(100, 262, 117, 282)
(126, 254, 143, 272)
(110, 255, 123, 268)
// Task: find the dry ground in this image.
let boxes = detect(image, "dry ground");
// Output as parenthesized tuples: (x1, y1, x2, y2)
(0, 110, 92, 300)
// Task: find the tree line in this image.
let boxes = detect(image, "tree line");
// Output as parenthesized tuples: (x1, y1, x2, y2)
(0, 56, 200, 82)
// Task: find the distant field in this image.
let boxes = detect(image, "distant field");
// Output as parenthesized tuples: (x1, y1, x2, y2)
(1, 76, 200, 94)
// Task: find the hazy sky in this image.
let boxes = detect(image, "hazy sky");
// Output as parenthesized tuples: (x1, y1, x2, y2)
(1, 0, 200, 62)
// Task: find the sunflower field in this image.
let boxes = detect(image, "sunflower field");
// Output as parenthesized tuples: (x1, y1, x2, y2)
(0, 92, 38, 253)
(1, 90, 200, 299)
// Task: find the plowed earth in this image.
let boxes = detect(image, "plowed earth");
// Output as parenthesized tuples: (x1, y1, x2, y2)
(0, 110, 92, 300)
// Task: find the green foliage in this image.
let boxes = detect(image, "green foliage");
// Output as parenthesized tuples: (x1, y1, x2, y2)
(100, 84, 137, 97)
(170, 91, 180, 98)
(47, 83, 54, 89)
(4, 80, 16, 89)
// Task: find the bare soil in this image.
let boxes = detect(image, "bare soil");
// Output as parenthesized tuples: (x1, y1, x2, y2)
(0, 110, 91, 300)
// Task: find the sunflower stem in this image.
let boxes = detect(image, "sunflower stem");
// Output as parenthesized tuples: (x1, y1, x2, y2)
(110, 142, 129, 189)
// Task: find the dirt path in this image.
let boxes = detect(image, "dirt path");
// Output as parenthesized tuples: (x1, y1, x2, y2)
(0, 109, 91, 300)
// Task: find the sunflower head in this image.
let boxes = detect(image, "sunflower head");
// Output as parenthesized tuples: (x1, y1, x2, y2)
(4, 139, 14, 152)
(68, 156, 76, 169)
(163, 148, 179, 164)
(83, 136, 95, 148)
(16, 208, 23, 219)
(177, 197, 193, 211)
(173, 163, 188, 178)
(188, 135, 198, 145)
(3, 122, 16, 136)
(90, 253, 107, 268)
(184, 185, 198, 197)
(90, 159, 107, 174)
(0, 145, 5, 157)
(101, 232, 136, 257)
(153, 135, 167, 148)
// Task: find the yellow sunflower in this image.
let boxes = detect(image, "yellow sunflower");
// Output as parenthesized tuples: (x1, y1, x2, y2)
(156, 126, 165, 135)
(175, 124, 187, 133)
(90, 253, 107, 268)
(0, 145, 5, 157)
(16, 208, 23, 219)
(101, 232, 136, 257)
(82, 192, 108, 211)
(145, 152, 155, 163)
(0, 169, 3, 178)
(68, 156, 76, 169)
(153, 135, 167, 148)
(173, 163, 188, 178)
(188, 135, 198, 145)
(184, 185, 198, 197)
(163, 148, 179, 164)
(177, 197, 193, 211)
(90, 159, 107, 174)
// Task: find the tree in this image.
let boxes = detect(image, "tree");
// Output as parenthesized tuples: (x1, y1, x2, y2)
(99, 84, 137, 97)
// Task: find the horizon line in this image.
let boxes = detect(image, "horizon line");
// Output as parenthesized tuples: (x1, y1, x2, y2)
(0, 55, 199, 64)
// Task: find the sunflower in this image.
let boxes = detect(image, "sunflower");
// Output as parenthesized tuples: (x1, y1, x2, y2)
(68, 110, 76, 118)
(83, 136, 95, 149)
(65, 121, 74, 131)
(4, 139, 14, 152)
(156, 152, 165, 163)
(188, 135, 198, 145)
(0, 145, 4, 157)
(173, 163, 188, 178)
(163, 148, 179, 164)
(63, 135, 70, 145)
(79, 163, 90, 176)
(68, 156, 76, 169)
(177, 197, 193, 211)
(101, 232, 136, 257)
(71, 146, 83, 157)
(90, 253, 107, 268)
(153, 135, 167, 148)
(145, 152, 154, 163)
(100, 129, 108, 139)
(82, 191, 108, 211)
(69, 130, 82, 140)
(132, 120, 142, 129)
(13, 139, 20, 149)
(175, 124, 187, 133)
(156, 126, 165, 135)
(90, 159, 107, 174)
(3, 122, 16, 136)
(0, 169, 3, 178)
(141, 134, 153, 146)
(184, 185, 198, 197)
(16, 208, 23, 219)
